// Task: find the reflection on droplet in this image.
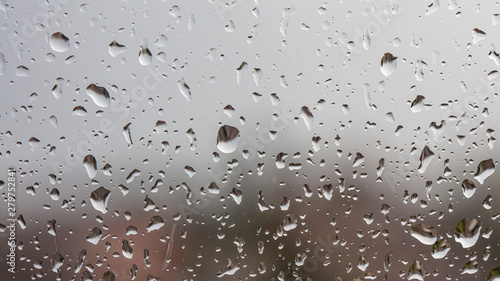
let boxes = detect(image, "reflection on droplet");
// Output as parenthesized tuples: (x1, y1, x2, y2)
(217, 125, 240, 153)
(50, 32, 70, 52)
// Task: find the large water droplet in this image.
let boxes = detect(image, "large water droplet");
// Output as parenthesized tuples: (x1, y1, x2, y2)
(49, 32, 70, 52)
(216, 125, 240, 153)
(431, 239, 450, 259)
(86, 84, 110, 107)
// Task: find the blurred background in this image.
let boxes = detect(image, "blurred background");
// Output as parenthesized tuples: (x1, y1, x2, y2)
(0, 0, 499, 280)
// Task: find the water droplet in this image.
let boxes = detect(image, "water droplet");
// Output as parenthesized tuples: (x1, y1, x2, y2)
(408, 260, 424, 281)
(295, 253, 307, 266)
(454, 218, 482, 248)
(86, 84, 110, 107)
(410, 95, 426, 113)
(474, 158, 495, 184)
(236, 61, 249, 85)
(357, 255, 369, 271)
(51, 251, 64, 272)
(15, 65, 29, 77)
(47, 219, 57, 236)
(461, 179, 476, 198)
(83, 154, 97, 179)
(123, 122, 133, 146)
(460, 260, 479, 274)
(177, 78, 192, 102)
(138, 39, 152, 66)
(216, 125, 240, 153)
(86, 227, 102, 245)
(418, 146, 435, 173)
(431, 239, 451, 259)
(90, 186, 111, 214)
(99, 271, 115, 281)
(108, 40, 126, 57)
(472, 28, 487, 44)
(50, 32, 70, 52)
(146, 215, 164, 232)
(28, 137, 40, 151)
(126, 169, 141, 183)
(488, 267, 500, 281)
(300, 106, 314, 131)
(0, 53, 5, 75)
(381, 53, 397, 77)
(229, 188, 243, 205)
(122, 239, 133, 259)
(411, 223, 437, 245)
(217, 259, 240, 277)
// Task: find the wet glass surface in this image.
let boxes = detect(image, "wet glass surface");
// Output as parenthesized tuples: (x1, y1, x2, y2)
(0, 0, 500, 280)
